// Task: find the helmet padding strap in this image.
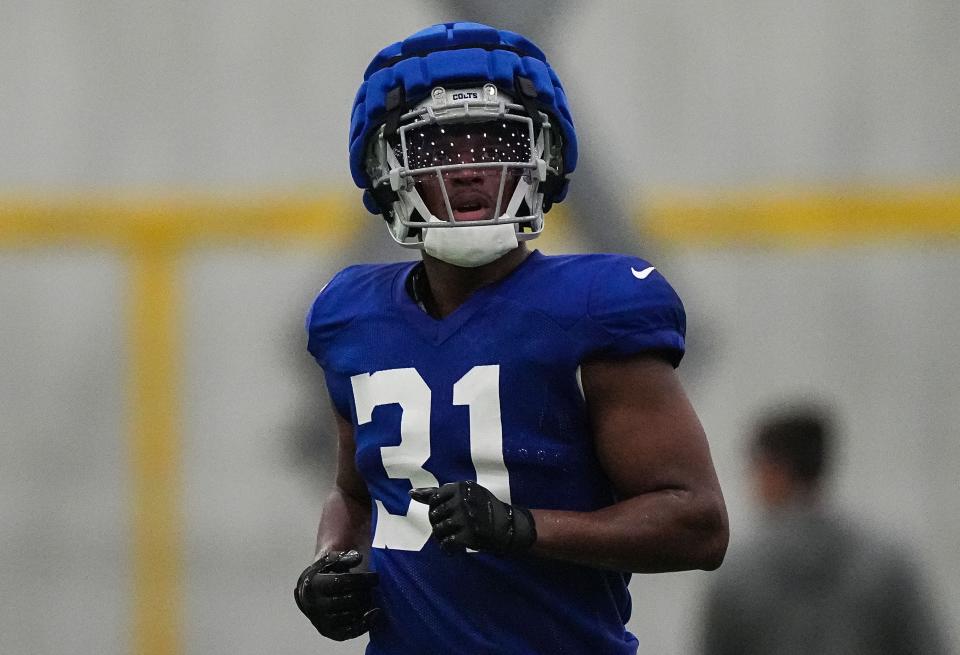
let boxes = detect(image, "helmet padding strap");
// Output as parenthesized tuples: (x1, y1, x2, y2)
(383, 86, 406, 141)
(513, 76, 543, 135)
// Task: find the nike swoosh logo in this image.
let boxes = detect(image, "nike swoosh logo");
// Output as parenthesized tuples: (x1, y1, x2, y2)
(631, 266, 656, 279)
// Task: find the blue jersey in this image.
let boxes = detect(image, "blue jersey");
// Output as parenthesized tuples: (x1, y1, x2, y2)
(306, 250, 686, 654)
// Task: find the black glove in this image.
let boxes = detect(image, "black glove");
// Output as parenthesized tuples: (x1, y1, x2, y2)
(294, 549, 380, 641)
(409, 481, 537, 556)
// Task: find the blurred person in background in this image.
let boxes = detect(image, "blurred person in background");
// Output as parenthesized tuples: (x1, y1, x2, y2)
(700, 403, 949, 655)
(293, 21, 728, 654)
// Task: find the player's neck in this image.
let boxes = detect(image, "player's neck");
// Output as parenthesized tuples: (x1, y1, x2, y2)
(420, 245, 530, 319)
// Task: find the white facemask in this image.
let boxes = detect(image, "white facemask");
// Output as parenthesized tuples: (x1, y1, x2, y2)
(422, 218, 519, 268)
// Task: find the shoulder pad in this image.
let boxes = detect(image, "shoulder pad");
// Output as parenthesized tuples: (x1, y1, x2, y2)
(586, 255, 686, 365)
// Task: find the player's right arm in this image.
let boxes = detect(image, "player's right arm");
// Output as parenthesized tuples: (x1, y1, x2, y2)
(294, 408, 379, 641)
(315, 409, 373, 558)
(303, 268, 374, 556)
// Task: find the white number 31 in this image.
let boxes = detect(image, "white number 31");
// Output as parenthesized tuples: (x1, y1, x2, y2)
(350, 365, 510, 551)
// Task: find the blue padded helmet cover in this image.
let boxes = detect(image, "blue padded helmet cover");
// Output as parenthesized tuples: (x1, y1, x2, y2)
(349, 22, 577, 199)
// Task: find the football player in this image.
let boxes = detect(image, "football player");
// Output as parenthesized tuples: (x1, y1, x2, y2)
(295, 22, 729, 654)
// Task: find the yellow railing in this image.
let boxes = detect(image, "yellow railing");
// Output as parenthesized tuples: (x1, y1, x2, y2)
(1, 184, 958, 655)
(646, 184, 960, 247)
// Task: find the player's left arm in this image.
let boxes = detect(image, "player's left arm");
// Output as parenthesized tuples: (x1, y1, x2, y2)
(530, 353, 728, 572)
(410, 260, 727, 571)
(411, 351, 729, 572)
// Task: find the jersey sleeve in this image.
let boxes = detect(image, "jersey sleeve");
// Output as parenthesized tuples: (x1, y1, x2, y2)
(305, 267, 357, 369)
(585, 256, 686, 366)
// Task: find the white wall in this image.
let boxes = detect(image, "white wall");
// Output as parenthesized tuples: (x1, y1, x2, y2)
(564, 1, 960, 189)
(0, 252, 128, 654)
(2, 1, 958, 190)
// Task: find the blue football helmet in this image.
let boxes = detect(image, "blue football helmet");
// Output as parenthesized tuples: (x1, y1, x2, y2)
(348, 22, 578, 253)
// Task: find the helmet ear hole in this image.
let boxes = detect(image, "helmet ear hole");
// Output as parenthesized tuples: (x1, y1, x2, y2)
(368, 185, 399, 220)
(409, 207, 426, 226)
(516, 197, 531, 222)
(403, 209, 425, 242)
